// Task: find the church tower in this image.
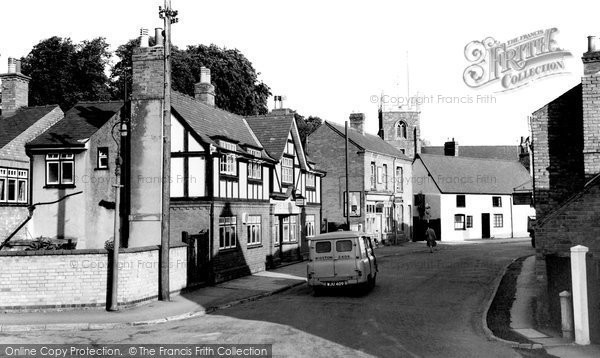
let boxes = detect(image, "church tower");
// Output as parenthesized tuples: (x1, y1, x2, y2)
(378, 106, 421, 159)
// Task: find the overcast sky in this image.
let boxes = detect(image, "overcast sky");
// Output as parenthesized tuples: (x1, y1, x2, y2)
(1, 0, 598, 145)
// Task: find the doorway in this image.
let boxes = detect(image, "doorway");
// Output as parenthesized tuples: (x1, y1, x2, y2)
(481, 213, 490, 238)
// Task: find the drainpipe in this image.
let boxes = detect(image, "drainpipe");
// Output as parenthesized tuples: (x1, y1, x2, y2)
(510, 195, 514, 238)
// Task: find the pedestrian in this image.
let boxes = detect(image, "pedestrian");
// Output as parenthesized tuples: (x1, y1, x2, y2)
(425, 224, 437, 253)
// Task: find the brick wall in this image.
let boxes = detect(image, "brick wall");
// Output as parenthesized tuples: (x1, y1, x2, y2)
(170, 200, 272, 283)
(0, 245, 187, 310)
(307, 124, 365, 227)
(132, 46, 165, 100)
(531, 84, 584, 219)
(583, 52, 600, 179)
(0, 73, 29, 116)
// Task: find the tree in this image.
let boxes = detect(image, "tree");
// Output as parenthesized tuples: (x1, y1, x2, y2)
(21, 37, 111, 110)
(110, 41, 271, 116)
(294, 113, 323, 146)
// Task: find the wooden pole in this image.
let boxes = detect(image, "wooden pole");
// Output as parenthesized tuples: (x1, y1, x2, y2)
(345, 121, 350, 230)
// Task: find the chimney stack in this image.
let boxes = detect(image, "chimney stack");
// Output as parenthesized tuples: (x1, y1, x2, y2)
(349, 113, 365, 134)
(194, 67, 215, 107)
(1, 57, 30, 117)
(582, 35, 600, 179)
(128, 27, 165, 246)
(444, 138, 458, 156)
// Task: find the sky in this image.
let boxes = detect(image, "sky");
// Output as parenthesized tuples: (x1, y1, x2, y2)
(1, 0, 598, 146)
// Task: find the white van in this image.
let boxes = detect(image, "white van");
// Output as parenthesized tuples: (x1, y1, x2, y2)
(307, 231, 378, 292)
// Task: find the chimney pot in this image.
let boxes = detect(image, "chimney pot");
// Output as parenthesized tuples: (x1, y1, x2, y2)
(444, 139, 458, 156)
(588, 36, 598, 53)
(139, 28, 149, 48)
(200, 67, 211, 84)
(7, 57, 16, 73)
(154, 28, 164, 47)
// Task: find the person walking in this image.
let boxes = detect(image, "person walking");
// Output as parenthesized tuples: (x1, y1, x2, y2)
(425, 224, 437, 253)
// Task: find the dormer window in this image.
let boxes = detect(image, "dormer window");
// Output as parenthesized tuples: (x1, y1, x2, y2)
(396, 121, 407, 139)
(220, 140, 237, 152)
(285, 140, 294, 155)
(248, 148, 261, 158)
(306, 173, 315, 187)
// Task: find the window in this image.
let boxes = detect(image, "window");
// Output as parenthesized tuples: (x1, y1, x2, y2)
(220, 140, 237, 151)
(219, 217, 237, 249)
(248, 162, 262, 180)
(282, 216, 298, 242)
(395, 166, 403, 192)
(315, 241, 331, 253)
(248, 148, 261, 157)
(400, 149, 406, 154)
(220, 154, 236, 175)
(336, 240, 353, 252)
(492, 196, 502, 207)
(306, 215, 316, 237)
(97, 147, 109, 169)
(456, 195, 465, 208)
(494, 214, 503, 228)
(246, 215, 261, 245)
(282, 157, 293, 184)
(385, 206, 393, 232)
(273, 222, 280, 245)
(377, 166, 383, 184)
(306, 173, 315, 188)
(467, 215, 473, 228)
(45, 153, 74, 186)
(383, 164, 388, 190)
(454, 214, 466, 230)
(0, 168, 28, 204)
(370, 162, 376, 189)
(396, 121, 407, 138)
(285, 140, 294, 155)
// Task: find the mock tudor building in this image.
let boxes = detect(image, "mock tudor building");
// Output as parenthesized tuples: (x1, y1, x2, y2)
(412, 153, 534, 241)
(247, 109, 325, 262)
(530, 37, 600, 342)
(25, 101, 125, 249)
(307, 113, 413, 243)
(0, 58, 63, 243)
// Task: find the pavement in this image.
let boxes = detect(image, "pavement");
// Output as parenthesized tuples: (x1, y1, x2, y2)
(0, 261, 308, 332)
(506, 255, 600, 357)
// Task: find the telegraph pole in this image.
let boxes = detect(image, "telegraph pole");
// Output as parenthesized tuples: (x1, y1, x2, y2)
(159, 0, 178, 302)
(345, 122, 350, 230)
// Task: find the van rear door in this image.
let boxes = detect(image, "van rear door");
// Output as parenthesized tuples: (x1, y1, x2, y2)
(333, 238, 357, 278)
(312, 240, 335, 278)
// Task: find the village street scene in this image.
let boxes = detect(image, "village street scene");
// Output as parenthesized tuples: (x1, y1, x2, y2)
(1, 0, 600, 357)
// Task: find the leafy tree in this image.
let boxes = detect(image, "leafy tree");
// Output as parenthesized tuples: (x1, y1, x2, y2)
(294, 113, 323, 146)
(21, 37, 111, 110)
(111, 42, 271, 116)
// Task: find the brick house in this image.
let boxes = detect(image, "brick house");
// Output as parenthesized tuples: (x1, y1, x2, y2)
(25, 101, 125, 249)
(0, 57, 63, 243)
(307, 113, 413, 244)
(530, 37, 600, 342)
(412, 154, 534, 241)
(247, 109, 325, 263)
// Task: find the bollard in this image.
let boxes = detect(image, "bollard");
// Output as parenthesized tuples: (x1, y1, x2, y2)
(570, 245, 590, 345)
(559, 291, 574, 340)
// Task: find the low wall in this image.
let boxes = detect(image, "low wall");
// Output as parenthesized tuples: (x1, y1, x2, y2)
(0, 244, 187, 310)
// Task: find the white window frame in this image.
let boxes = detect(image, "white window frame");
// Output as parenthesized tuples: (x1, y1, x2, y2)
(220, 140, 237, 152)
(454, 214, 466, 230)
(248, 148, 261, 158)
(248, 161, 262, 180)
(282, 157, 293, 184)
(395, 166, 403, 192)
(45, 153, 75, 186)
(492, 196, 502, 207)
(282, 216, 298, 243)
(306, 215, 316, 237)
(0, 167, 28, 204)
(306, 173, 315, 188)
(97, 147, 109, 169)
(219, 217, 237, 249)
(220, 154, 237, 176)
(246, 215, 261, 246)
(494, 214, 503, 228)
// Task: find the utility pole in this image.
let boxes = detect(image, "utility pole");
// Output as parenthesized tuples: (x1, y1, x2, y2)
(159, 0, 178, 302)
(345, 122, 350, 230)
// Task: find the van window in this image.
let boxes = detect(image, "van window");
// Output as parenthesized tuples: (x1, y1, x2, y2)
(336, 240, 353, 252)
(315, 241, 332, 253)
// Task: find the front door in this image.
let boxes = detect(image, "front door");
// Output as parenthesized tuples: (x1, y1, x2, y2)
(481, 213, 490, 239)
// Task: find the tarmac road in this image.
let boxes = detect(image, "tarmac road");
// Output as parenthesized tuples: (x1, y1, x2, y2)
(0, 240, 533, 358)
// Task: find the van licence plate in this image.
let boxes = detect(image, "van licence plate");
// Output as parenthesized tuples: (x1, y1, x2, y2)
(323, 281, 347, 287)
